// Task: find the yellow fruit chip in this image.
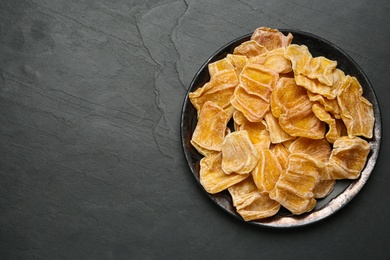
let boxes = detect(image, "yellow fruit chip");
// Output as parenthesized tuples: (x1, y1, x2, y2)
(228, 177, 281, 221)
(200, 153, 249, 194)
(191, 101, 230, 153)
(271, 77, 326, 139)
(284, 44, 337, 86)
(249, 48, 292, 74)
(325, 136, 371, 180)
(189, 69, 238, 112)
(337, 76, 375, 138)
(252, 148, 283, 194)
(251, 27, 293, 51)
(208, 58, 235, 77)
(221, 130, 260, 174)
(233, 40, 268, 57)
(231, 85, 270, 122)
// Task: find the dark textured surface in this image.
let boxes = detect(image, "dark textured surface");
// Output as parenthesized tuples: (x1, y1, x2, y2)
(0, 0, 389, 258)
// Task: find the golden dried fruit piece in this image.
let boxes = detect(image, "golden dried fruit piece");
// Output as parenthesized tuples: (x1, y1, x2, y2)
(270, 153, 326, 214)
(272, 143, 290, 170)
(189, 69, 238, 112)
(240, 63, 279, 101)
(252, 148, 283, 194)
(337, 75, 375, 138)
(228, 176, 281, 221)
(312, 103, 346, 143)
(233, 110, 270, 146)
(251, 27, 293, 51)
(264, 112, 294, 144)
(307, 91, 341, 119)
(226, 54, 248, 75)
(248, 48, 292, 74)
(271, 77, 326, 139)
(231, 85, 270, 122)
(200, 153, 249, 194)
(278, 153, 324, 198)
(221, 130, 260, 174)
(284, 44, 337, 86)
(325, 136, 371, 180)
(233, 40, 268, 57)
(288, 137, 331, 162)
(191, 101, 230, 153)
(208, 58, 235, 77)
(314, 180, 335, 199)
(269, 176, 317, 215)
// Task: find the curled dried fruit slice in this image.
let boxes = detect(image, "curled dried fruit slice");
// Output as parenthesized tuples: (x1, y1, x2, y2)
(264, 112, 294, 144)
(337, 76, 375, 138)
(228, 177, 281, 221)
(233, 40, 268, 57)
(240, 63, 279, 101)
(191, 101, 230, 153)
(249, 48, 292, 74)
(208, 57, 235, 77)
(270, 153, 326, 214)
(307, 91, 341, 119)
(314, 180, 335, 199)
(270, 177, 317, 215)
(200, 153, 249, 194)
(325, 136, 371, 180)
(251, 27, 293, 51)
(271, 77, 325, 139)
(189, 69, 238, 112)
(288, 137, 331, 162)
(226, 54, 248, 75)
(252, 148, 283, 194)
(272, 143, 290, 170)
(231, 85, 269, 122)
(284, 44, 337, 86)
(221, 130, 260, 174)
(312, 103, 346, 143)
(233, 110, 270, 146)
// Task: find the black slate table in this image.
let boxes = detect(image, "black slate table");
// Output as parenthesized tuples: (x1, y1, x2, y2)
(1, 0, 389, 258)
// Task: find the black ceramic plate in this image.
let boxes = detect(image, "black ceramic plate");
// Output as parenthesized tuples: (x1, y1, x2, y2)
(180, 29, 382, 228)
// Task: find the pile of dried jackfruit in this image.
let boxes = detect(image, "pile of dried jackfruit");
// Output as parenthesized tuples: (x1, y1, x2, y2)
(189, 27, 374, 221)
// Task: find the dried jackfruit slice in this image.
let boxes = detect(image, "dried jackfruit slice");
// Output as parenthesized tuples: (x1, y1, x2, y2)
(228, 177, 281, 221)
(270, 176, 317, 215)
(312, 103, 346, 143)
(248, 48, 292, 74)
(307, 91, 341, 119)
(240, 63, 279, 101)
(337, 76, 375, 138)
(251, 27, 293, 51)
(271, 77, 326, 139)
(252, 148, 283, 194)
(221, 130, 260, 174)
(189, 69, 238, 112)
(264, 112, 294, 144)
(272, 143, 290, 170)
(231, 85, 270, 122)
(226, 54, 248, 75)
(314, 179, 335, 199)
(208, 57, 235, 77)
(270, 153, 326, 214)
(325, 136, 371, 180)
(284, 44, 337, 86)
(233, 40, 268, 57)
(200, 153, 249, 194)
(233, 110, 270, 146)
(191, 101, 230, 153)
(289, 137, 331, 162)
